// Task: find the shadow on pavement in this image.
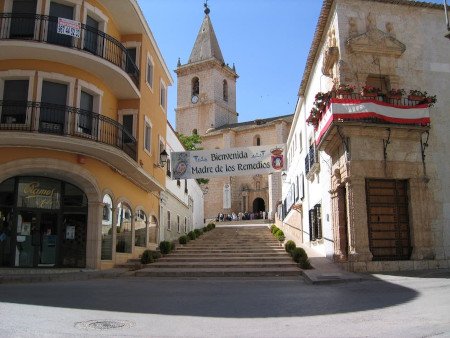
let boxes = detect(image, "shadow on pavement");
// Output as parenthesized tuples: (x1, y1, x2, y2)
(0, 275, 422, 318)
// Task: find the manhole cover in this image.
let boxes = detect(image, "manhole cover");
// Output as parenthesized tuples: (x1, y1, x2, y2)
(74, 320, 135, 331)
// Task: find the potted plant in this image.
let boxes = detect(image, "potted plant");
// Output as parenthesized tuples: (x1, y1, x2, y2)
(314, 91, 331, 112)
(334, 84, 355, 95)
(306, 107, 321, 128)
(408, 89, 427, 101)
(425, 94, 437, 107)
(387, 88, 405, 100)
(361, 85, 381, 97)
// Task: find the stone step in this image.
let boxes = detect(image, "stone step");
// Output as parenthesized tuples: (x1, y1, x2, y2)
(135, 267, 301, 277)
(158, 256, 293, 263)
(167, 252, 288, 258)
(176, 245, 283, 250)
(148, 261, 298, 269)
(172, 249, 285, 254)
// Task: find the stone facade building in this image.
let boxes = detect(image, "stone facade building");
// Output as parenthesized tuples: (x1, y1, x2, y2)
(175, 6, 292, 221)
(280, 0, 450, 272)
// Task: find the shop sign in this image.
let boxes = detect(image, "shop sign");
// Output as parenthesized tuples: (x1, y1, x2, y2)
(57, 17, 81, 38)
(171, 144, 286, 179)
(18, 181, 60, 210)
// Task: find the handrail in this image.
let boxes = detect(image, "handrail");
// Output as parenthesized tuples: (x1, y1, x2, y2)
(0, 13, 140, 86)
(0, 100, 137, 161)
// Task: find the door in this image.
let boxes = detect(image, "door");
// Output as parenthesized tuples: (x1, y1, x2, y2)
(15, 211, 58, 267)
(1, 80, 29, 124)
(47, 2, 74, 47)
(84, 15, 100, 55)
(60, 214, 87, 267)
(10, 0, 37, 39)
(366, 179, 411, 260)
(78, 91, 96, 136)
(125, 47, 137, 74)
(39, 81, 68, 134)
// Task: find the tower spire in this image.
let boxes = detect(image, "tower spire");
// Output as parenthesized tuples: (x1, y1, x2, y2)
(204, 1, 210, 15)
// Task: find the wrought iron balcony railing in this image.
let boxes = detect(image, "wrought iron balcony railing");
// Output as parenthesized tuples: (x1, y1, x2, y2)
(0, 13, 139, 86)
(0, 100, 137, 161)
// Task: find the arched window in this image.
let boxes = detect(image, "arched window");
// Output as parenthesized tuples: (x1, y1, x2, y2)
(149, 215, 158, 244)
(101, 194, 113, 260)
(192, 77, 199, 96)
(116, 202, 132, 253)
(223, 79, 228, 102)
(253, 135, 261, 146)
(135, 209, 147, 248)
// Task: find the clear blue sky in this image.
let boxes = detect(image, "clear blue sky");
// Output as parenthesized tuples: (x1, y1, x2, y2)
(137, 0, 323, 126)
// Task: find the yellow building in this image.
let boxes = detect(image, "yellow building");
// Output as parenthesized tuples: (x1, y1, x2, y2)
(0, 0, 172, 269)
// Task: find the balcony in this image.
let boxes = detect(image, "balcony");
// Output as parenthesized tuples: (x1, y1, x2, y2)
(0, 100, 136, 158)
(305, 145, 320, 181)
(0, 13, 140, 99)
(307, 89, 432, 148)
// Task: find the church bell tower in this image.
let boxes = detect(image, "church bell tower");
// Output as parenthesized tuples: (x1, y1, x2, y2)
(175, 3, 238, 136)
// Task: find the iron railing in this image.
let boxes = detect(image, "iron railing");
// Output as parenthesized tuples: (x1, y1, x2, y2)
(0, 13, 139, 86)
(332, 92, 424, 107)
(0, 100, 137, 160)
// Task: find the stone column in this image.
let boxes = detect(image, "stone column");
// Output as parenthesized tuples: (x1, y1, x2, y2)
(345, 177, 373, 262)
(85, 201, 103, 269)
(111, 207, 118, 264)
(331, 188, 348, 262)
(409, 178, 435, 260)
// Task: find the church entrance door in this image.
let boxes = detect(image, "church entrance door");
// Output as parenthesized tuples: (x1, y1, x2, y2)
(252, 198, 265, 214)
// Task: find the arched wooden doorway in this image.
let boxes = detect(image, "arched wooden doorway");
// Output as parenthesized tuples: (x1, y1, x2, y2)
(252, 198, 265, 213)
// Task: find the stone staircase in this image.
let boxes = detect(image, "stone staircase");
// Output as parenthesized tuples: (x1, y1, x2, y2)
(134, 226, 301, 277)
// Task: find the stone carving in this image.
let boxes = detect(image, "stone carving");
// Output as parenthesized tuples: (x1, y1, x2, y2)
(347, 28, 406, 57)
(348, 17, 358, 37)
(366, 12, 376, 31)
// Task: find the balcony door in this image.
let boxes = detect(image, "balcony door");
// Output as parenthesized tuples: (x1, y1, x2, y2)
(39, 81, 68, 134)
(1, 80, 29, 124)
(48, 2, 74, 47)
(78, 91, 98, 137)
(10, 0, 37, 39)
(84, 15, 101, 56)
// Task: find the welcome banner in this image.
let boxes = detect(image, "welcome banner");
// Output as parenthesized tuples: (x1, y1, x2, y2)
(170, 144, 286, 179)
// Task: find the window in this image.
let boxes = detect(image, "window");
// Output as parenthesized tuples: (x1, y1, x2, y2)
(135, 210, 147, 248)
(126, 47, 137, 73)
(177, 215, 180, 233)
(184, 179, 188, 194)
(223, 79, 228, 102)
(1, 79, 29, 124)
(146, 55, 154, 89)
(192, 77, 199, 96)
(118, 109, 137, 144)
(184, 217, 187, 233)
(253, 135, 261, 146)
(177, 179, 180, 187)
(167, 210, 171, 230)
(308, 204, 322, 241)
(366, 74, 390, 94)
(144, 117, 152, 153)
(160, 80, 167, 111)
(101, 194, 113, 260)
(116, 202, 132, 253)
(166, 159, 171, 177)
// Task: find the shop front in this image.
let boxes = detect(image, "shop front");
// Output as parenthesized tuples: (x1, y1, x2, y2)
(0, 176, 88, 268)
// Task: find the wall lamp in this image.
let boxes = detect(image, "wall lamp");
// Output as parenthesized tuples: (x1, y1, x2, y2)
(154, 149, 168, 168)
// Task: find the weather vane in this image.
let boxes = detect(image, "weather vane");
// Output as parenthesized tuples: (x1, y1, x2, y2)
(204, 0, 210, 15)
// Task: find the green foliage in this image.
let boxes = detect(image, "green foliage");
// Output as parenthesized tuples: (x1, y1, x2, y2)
(291, 247, 308, 263)
(271, 225, 280, 235)
(206, 223, 215, 231)
(270, 224, 277, 233)
(151, 251, 162, 260)
(284, 240, 296, 253)
(140, 250, 155, 264)
(179, 235, 188, 244)
(188, 231, 197, 240)
(159, 241, 173, 255)
(177, 132, 203, 151)
(177, 132, 209, 185)
(299, 258, 312, 270)
(194, 229, 203, 237)
(275, 229, 285, 242)
(203, 226, 208, 232)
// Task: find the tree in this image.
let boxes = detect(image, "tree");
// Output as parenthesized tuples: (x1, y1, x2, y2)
(177, 133, 209, 185)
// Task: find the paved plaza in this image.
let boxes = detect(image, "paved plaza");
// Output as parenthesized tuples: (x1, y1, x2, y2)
(0, 270, 449, 337)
